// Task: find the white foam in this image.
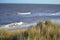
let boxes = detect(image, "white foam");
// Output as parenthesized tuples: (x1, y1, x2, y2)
(15, 22, 24, 25)
(0, 22, 24, 29)
(17, 12, 31, 15)
(48, 12, 60, 16)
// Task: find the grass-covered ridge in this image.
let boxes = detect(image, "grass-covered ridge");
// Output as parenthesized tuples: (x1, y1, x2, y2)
(0, 20, 60, 40)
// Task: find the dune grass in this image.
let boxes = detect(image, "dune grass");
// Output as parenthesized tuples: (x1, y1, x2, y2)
(0, 20, 60, 40)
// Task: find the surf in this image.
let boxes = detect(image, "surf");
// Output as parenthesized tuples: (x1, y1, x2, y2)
(0, 22, 24, 29)
(17, 12, 31, 15)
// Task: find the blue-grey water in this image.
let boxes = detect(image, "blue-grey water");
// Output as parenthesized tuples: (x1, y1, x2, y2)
(0, 4, 60, 29)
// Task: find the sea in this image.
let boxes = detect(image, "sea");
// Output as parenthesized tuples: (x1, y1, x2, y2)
(0, 4, 60, 29)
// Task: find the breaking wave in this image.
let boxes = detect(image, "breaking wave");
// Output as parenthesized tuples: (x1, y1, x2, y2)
(17, 12, 31, 15)
(0, 22, 24, 29)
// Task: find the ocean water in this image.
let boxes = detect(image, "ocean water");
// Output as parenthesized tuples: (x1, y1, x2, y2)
(0, 4, 60, 29)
